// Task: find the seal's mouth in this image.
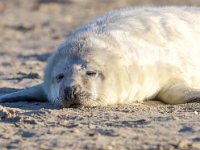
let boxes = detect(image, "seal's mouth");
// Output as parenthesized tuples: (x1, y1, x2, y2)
(69, 104, 82, 108)
(61, 91, 94, 108)
(63, 98, 85, 108)
(69, 102, 82, 108)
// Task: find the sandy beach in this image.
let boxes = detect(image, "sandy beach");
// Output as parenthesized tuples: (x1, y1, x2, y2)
(0, 0, 200, 149)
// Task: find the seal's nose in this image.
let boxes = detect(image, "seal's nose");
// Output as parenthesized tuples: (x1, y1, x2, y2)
(64, 85, 81, 99)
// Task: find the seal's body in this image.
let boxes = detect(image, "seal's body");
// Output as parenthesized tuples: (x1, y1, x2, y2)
(1, 7, 200, 107)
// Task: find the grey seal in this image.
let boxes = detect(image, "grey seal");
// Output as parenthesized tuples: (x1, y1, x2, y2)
(1, 7, 200, 107)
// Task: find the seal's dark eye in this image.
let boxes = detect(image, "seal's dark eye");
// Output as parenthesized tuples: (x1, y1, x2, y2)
(86, 71, 97, 77)
(56, 73, 65, 82)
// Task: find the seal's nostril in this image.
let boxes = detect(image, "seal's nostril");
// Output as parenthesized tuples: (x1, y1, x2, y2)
(64, 85, 81, 99)
(64, 86, 73, 99)
(72, 85, 81, 96)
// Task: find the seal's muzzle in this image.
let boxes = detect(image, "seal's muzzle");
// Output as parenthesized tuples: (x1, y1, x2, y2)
(64, 85, 82, 100)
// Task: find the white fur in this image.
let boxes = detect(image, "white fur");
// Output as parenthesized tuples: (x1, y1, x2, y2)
(2, 7, 199, 106)
(42, 7, 200, 106)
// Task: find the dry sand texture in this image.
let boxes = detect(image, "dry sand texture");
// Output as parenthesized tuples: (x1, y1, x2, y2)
(0, 0, 200, 149)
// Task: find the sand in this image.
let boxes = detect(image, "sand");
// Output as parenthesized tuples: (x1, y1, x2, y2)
(0, 0, 200, 149)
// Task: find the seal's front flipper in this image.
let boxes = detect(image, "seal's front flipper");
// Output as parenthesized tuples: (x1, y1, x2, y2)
(157, 80, 200, 104)
(0, 84, 47, 103)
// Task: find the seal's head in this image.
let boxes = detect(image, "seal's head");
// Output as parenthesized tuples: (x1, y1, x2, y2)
(43, 34, 131, 107)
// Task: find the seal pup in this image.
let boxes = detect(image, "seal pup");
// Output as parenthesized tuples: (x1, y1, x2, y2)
(1, 7, 200, 107)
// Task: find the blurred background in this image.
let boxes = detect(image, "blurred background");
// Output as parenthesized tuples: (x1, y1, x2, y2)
(0, 0, 200, 88)
(0, 0, 200, 53)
